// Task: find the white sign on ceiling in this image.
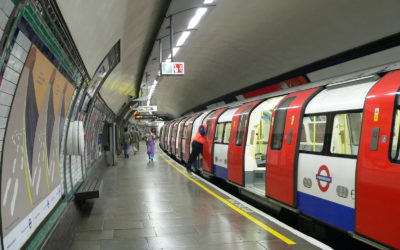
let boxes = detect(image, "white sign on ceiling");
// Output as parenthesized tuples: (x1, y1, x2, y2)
(161, 62, 185, 75)
(137, 106, 158, 112)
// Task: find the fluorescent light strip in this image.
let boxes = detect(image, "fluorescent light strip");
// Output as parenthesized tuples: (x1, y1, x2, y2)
(204, 0, 214, 4)
(173, 47, 180, 57)
(176, 31, 191, 46)
(187, 8, 207, 29)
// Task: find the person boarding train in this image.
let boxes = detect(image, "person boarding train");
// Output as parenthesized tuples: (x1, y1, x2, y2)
(186, 125, 207, 173)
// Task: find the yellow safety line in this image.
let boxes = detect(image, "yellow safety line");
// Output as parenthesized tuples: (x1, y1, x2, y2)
(158, 153, 296, 245)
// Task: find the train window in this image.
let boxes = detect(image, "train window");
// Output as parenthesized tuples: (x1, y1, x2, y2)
(271, 97, 296, 150)
(214, 123, 225, 143)
(299, 115, 327, 152)
(223, 123, 232, 144)
(330, 112, 363, 156)
(182, 126, 187, 139)
(236, 105, 253, 146)
(390, 109, 400, 160)
(236, 114, 247, 145)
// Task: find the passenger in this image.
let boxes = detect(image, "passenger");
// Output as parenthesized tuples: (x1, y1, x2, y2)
(131, 127, 141, 155)
(122, 128, 132, 158)
(146, 132, 155, 161)
(186, 125, 207, 174)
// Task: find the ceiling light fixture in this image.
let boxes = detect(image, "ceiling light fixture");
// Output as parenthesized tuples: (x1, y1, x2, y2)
(176, 31, 191, 46)
(187, 8, 207, 29)
(203, 0, 214, 4)
(173, 47, 180, 57)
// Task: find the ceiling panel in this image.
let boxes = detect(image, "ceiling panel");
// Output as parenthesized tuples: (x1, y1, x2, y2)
(150, 0, 400, 117)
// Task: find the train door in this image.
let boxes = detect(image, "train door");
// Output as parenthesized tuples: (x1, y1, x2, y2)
(170, 121, 179, 155)
(203, 108, 226, 173)
(183, 113, 200, 163)
(296, 78, 377, 232)
(227, 101, 259, 185)
(176, 118, 188, 160)
(166, 123, 173, 152)
(189, 111, 212, 168)
(356, 71, 400, 249)
(213, 108, 239, 179)
(243, 96, 285, 193)
(266, 88, 320, 206)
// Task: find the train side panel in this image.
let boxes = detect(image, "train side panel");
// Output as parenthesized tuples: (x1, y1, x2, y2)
(266, 88, 320, 206)
(356, 71, 400, 249)
(228, 101, 259, 185)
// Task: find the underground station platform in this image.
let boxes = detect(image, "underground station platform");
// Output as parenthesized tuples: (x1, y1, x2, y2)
(68, 145, 329, 250)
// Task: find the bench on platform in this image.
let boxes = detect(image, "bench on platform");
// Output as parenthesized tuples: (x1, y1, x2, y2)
(74, 178, 103, 201)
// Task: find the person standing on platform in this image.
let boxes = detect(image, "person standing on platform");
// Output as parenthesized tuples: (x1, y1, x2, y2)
(122, 128, 132, 158)
(146, 132, 155, 161)
(131, 127, 141, 155)
(186, 125, 207, 174)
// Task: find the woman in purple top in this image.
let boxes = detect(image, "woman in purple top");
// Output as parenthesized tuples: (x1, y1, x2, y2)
(146, 132, 155, 161)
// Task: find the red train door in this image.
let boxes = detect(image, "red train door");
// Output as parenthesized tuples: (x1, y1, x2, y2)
(203, 108, 226, 173)
(228, 101, 260, 185)
(356, 71, 400, 249)
(266, 87, 320, 206)
(184, 114, 201, 163)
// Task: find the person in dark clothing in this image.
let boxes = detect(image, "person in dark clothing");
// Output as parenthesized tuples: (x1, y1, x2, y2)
(187, 125, 207, 173)
(122, 128, 132, 158)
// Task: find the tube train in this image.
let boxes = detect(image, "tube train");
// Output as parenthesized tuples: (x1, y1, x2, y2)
(159, 63, 400, 249)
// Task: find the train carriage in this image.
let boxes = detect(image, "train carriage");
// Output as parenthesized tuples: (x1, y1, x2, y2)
(160, 65, 400, 249)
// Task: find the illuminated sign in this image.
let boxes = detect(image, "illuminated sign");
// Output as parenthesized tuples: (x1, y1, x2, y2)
(137, 106, 157, 112)
(135, 115, 158, 120)
(161, 62, 184, 75)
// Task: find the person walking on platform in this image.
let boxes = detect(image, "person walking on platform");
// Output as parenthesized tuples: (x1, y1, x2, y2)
(146, 132, 155, 161)
(186, 125, 207, 174)
(122, 128, 132, 158)
(131, 127, 140, 155)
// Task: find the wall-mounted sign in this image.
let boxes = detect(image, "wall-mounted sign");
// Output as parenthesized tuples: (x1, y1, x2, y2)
(161, 62, 184, 75)
(135, 115, 158, 120)
(137, 106, 157, 112)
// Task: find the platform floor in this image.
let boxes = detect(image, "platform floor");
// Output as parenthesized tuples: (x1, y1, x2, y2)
(70, 144, 327, 250)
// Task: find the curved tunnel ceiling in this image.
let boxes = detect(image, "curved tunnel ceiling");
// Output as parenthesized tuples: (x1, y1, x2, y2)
(57, 0, 400, 117)
(150, 0, 400, 117)
(56, 0, 169, 113)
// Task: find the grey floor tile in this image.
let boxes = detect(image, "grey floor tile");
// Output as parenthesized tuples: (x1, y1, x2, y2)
(101, 238, 148, 250)
(103, 217, 144, 230)
(114, 228, 157, 239)
(70, 240, 101, 250)
(154, 225, 199, 236)
(74, 230, 113, 241)
(146, 234, 200, 249)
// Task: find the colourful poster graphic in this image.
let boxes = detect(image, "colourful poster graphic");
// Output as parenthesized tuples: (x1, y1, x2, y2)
(1, 45, 75, 250)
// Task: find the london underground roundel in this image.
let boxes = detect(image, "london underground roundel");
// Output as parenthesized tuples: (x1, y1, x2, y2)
(316, 165, 332, 192)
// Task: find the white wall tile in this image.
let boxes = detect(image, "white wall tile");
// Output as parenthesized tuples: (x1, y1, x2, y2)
(11, 43, 28, 62)
(0, 9, 7, 30)
(2, 0, 14, 17)
(7, 54, 23, 73)
(0, 92, 13, 106)
(10, 55, 23, 73)
(0, 129, 4, 140)
(3, 66, 19, 84)
(16, 32, 31, 52)
(0, 79, 16, 95)
(0, 117, 6, 129)
(0, 105, 10, 117)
